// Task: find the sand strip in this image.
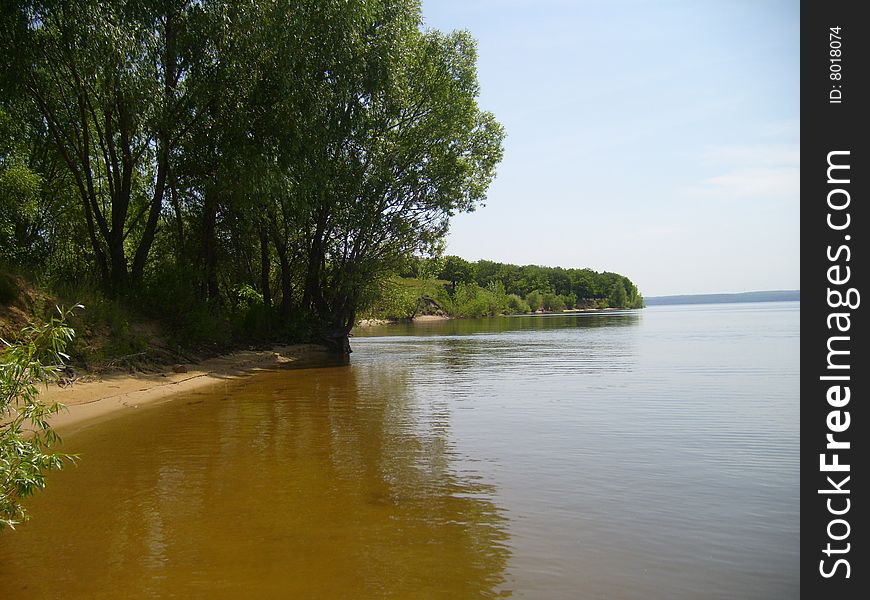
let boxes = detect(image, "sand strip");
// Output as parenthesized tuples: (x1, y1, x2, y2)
(39, 344, 331, 431)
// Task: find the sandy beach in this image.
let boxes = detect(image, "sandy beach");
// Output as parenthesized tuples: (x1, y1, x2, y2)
(355, 314, 451, 327)
(40, 344, 331, 431)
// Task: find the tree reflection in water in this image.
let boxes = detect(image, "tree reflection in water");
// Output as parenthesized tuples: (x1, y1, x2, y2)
(0, 361, 512, 598)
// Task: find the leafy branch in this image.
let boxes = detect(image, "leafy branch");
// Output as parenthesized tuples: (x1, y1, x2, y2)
(1, 304, 82, 530)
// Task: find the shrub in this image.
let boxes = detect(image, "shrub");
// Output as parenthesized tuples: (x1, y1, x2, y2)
(359, 278, 420, 320)
(542, 292, 565, 312)
(1, 305, 80, 529)
(526, 290, 543, 312)
(506, 293, 530, 314)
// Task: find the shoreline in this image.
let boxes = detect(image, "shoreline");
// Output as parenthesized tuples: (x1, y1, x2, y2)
(355, 314, 451, 327)
(354, 308, 630, 327)
(42, 308, 632, 432)
(41, 344, 331, 432)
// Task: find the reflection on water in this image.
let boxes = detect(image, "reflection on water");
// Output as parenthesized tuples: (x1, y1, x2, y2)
(0, 303, 799, 599)
(352, 311, 641, 338)
(0, 365, 511, 598)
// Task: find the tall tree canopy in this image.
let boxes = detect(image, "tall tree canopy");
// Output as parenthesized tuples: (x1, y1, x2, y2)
(1, 0, 505, 350)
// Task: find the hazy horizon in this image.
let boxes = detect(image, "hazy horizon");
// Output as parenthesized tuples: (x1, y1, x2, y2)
(422, 0, 799, 297)
(645, 288, 800, 298)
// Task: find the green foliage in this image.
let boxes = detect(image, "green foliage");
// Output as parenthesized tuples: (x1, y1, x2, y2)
(2, 0, 642, 364)
(361, 265, 644, 320)
(231, 284, 264, 311)
(4, 0, 505, 346)
(608, 282, 628, 309)
(1, 305, 80, 529)
(564, 292, 577, 309)
(542, 292, 565, 312)
(43, 284, 146, 365)
(426, 255, 644, 307)
(0, 163, 41, 264)
(374, 281, 420, 321)
(178, 304, 233, 349)
(267, 10, 505, 339)
(451, 282, 508, 317)
(452, 283, 489, 318)
(0, 101, 78, 271)
(359, 277, 448, 321)
(506, 294, 530, 314)
(440, 256, 476, 292)
(526, 290, 543, 312)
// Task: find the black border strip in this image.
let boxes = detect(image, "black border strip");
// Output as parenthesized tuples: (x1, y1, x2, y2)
(802, 2, 866, 597)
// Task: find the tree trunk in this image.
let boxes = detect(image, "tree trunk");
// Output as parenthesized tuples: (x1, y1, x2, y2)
(131, 9, 175, 285)
(302, 208, 327, 312)
(319, 306, 354, 354)
(131, 154, 167, 284)
(201, 190, 220, 301)
(107, 229, 128, 295)
(259, 223, 272, 308)
(277, 247, 292, 316)
(169, 174, 185, 257)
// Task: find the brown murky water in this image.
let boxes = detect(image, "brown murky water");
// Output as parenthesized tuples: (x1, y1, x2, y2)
(0, 304, 799, 598)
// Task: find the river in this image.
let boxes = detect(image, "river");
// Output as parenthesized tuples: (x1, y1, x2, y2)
(0, 302, 799, 599)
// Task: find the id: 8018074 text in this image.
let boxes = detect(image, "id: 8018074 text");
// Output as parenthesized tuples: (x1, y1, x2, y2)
(829, 27, 843, 104)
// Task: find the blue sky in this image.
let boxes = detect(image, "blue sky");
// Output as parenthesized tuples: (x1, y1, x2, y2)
(421, 0, 799, 296)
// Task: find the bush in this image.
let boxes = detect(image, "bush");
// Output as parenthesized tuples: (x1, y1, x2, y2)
(1, 305, 80, 529)
(452, 282, 509, 317)
(506, 293, 530, 314)
(359, 278, 420, 320)
(564, 292, 577, 309)
(526, 290, 543, 312)
(228, 284, 265, 337)
(542, 292, 565, 312)
(178, 303, 233, 348)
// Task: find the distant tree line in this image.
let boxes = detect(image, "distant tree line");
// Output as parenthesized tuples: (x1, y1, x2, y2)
(1, 0, 504, 351)
(403, 256, 644, 310)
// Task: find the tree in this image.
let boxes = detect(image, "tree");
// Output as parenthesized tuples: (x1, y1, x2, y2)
(7, 0, 206, 295)
(526, 290, 543, 312)
(1, 306, 79, 529)
(506, 293, 529, 314)
(542, 292, 565, 312)
(564, 292, 577, 309)
(282, 6, 505, 350)
(1, 0, 513, 355)
(440, 256, 475, 294)
(608, 281, 628, 308)
(0, 89, 80, 273)
(473, 259, 502, 288)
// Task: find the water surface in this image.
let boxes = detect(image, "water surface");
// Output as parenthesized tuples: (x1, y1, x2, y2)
(0, 303, 799, 598)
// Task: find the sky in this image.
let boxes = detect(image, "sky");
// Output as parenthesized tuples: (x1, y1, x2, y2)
(420, 0, 799, 296)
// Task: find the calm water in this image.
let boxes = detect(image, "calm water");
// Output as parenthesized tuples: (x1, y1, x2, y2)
(0, 303, 799, 598)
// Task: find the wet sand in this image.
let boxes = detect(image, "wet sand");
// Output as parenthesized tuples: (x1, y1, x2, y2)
(39, 344, 331, 431)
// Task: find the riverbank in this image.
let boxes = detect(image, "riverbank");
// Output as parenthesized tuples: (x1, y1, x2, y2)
(354, 309, 622, 327)
(355, 314, 451, 327)
(40, 344, 331, 432)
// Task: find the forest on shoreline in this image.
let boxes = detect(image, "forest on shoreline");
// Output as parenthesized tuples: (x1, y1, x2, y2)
(1, 0, 644, 528)
(2, 0, 641, 360)
(362, 256, 644, 321)
(2, 0, 504, 353)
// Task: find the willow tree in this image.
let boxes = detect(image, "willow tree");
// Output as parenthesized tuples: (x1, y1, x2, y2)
(326, 30, 503, 350)
(5, 0, 204, 295)
(273, 1, 504, 350)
